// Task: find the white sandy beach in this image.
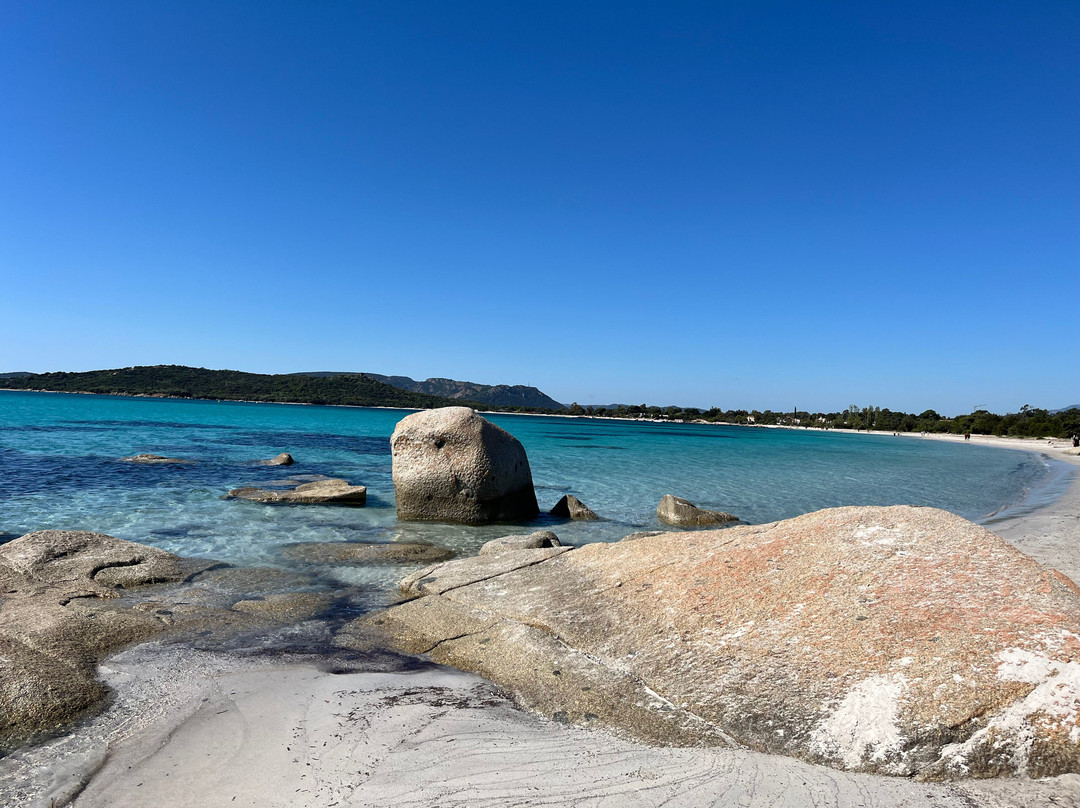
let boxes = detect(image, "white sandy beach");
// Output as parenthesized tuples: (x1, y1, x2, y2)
(2, 438, 1079, 808)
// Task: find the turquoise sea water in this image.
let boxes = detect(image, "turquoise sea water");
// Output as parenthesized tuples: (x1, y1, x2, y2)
(0, 390, 1065, 609)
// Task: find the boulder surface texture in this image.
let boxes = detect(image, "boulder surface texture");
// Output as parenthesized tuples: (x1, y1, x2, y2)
(391, 407, 538, 524)
(228, 478, 366, 505)
(657, 494, 737, 526)
(363, 506, 1080, 780)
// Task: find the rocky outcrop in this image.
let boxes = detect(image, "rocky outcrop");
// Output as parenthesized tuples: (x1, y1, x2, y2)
(360, 506, 1080, 779)
(550, 495, 598, 520)
(0, 531, 344, 752)
(0, 531, 209, 751)
(280, 541, 454, 565)
(227, 478, 367, 505)
(479, 531, 562, 555)
(390, 407, 538, 524)
(656, 494, 737, 526)
(121, 454, 192, 464)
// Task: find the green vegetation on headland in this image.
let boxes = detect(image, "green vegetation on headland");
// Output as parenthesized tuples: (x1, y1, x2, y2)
(0, 366, 472, 410)
(2, 366, 1077, 439)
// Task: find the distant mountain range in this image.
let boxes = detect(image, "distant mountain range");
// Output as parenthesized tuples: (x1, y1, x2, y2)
(296, 372, 566, 411)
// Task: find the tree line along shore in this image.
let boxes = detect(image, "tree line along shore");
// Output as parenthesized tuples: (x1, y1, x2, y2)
(1, 365, 1077, 439)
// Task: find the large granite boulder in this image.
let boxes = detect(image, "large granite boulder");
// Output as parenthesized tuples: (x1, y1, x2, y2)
(391, 407, 538, 524)
(227, 478, 367, 505)
(657, 494, 737, 526)
(550, 494, 599, 520)
(359, 506, 1080, 779)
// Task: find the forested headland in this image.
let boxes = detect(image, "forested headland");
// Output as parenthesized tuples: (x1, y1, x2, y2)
(0, 366, 470, 410)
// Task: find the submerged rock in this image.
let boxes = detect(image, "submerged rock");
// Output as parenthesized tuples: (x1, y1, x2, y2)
(280, 541, 454, 565)
(231, 591, 334, 622)
(186, 565, 321, 595)
(227, 478, 367, 506)
(479, 530, 562, 555)
(656, 494, 737, 526)
(391, 407, 538, 524)
(360, 506, 1080, 779)
(620, 530, 665, 542)
(550, 495, 599, 520)
(121, 453, 192, 464)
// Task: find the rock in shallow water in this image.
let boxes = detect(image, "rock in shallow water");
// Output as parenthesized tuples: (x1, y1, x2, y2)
(550, 494, 599, 520)
(657, 494, 737, 526)
(479, 530, 562, 555)
(227, 478, 367, 505)
(391, 407, 538, 524)
(360, 506, 1080, 779)
(121, 453, 192, 464)
(259, 452, 294, 466)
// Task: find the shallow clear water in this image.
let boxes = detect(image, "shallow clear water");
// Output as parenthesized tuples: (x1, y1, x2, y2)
(0, 390, 1063, 609)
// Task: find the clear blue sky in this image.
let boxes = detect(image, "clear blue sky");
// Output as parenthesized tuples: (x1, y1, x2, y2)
(1, 1, 1076, 414)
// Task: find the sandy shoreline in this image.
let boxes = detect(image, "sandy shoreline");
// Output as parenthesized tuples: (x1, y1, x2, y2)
(6, 642, 1079, 808)
(909, 433, 1080, 582)
(2, 419, 1080, 806)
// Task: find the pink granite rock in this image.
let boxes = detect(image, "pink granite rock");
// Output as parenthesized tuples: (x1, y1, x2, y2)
(364, 506, 1080, 779)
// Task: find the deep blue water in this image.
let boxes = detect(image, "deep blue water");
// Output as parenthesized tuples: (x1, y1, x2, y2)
(0, 390, 1065, 606)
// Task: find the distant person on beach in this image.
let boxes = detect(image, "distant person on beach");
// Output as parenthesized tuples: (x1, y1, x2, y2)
(1073, 434, 1079, 448)
(964, 432, 971, 441)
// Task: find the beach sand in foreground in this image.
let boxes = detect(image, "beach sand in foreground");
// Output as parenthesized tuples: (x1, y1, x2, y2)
(2, 445, 1079, 808)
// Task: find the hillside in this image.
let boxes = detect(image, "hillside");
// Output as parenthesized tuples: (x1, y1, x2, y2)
(0, 366, 468, 409)
(296, 371, 565, 410)
(366, 374, 565, 410)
